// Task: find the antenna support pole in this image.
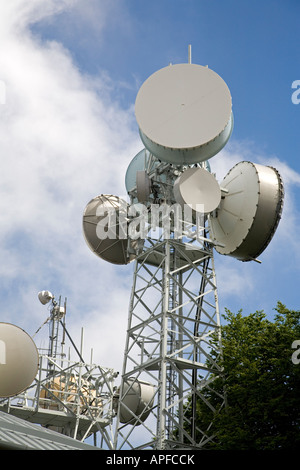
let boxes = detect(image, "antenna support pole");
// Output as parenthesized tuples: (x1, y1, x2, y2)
(188, 44, 192, 64)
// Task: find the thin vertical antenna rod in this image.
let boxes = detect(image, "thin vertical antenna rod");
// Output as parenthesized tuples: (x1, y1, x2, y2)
(188, 44, 192, 64)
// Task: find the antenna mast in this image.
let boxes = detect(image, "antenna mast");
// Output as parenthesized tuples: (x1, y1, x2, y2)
(46, 296, 66, 377)
(188, 44, 192, 64)
(83, 47, 284, 450)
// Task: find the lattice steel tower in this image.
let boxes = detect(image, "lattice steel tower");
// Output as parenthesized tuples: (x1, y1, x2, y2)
(114, 220, 225, 448)
(82, 48, 284, 450)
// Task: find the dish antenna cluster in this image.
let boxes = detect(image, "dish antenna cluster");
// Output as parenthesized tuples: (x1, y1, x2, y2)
(83, 46, 284, 449)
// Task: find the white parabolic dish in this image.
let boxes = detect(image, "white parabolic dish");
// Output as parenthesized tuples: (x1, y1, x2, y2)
(209, 161, 284, 261)
(0, 323, 39, 397)
(135, 63, 233, 164)
(173, 167, 221, 214)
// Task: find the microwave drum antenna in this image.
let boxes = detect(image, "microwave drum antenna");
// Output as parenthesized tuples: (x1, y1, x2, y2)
(135, 63, 233, 165)
(83, 194, 135, 265)
(209, 161, 284, 261)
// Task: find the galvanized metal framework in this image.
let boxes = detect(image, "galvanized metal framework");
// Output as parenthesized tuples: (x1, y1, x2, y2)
(0, 298, 117, 449)
(0, 47, 284, 451)
(114, 214, 226, 449)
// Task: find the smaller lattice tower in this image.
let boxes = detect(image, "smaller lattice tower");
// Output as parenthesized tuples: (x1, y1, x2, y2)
(0, 291, 117, 449)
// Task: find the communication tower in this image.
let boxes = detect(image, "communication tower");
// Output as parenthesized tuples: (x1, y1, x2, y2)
(0, 291, 117, 448)
(83, 47, 284, 449)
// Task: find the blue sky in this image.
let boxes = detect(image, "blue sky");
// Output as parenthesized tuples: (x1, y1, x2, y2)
(32, 0, 300, 169)
(0, 0, 300, 374)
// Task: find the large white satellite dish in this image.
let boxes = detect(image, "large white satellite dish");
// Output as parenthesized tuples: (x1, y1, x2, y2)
(135, 63, 233, 165)
(209, 161, 284, 261)
(83, 194, 137, 265)
(0, 323, 39, 397)
(173, 167, 221, 214)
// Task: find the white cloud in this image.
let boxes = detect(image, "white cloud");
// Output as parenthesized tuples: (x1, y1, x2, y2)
(0, 0, 75, 34)
(0, 1, 141, 373)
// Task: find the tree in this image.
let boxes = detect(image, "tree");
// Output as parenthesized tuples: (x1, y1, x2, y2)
(189, 302, 300, 450)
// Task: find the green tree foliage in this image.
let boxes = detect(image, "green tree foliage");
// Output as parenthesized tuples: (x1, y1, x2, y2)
(191, 302, 300, 449)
